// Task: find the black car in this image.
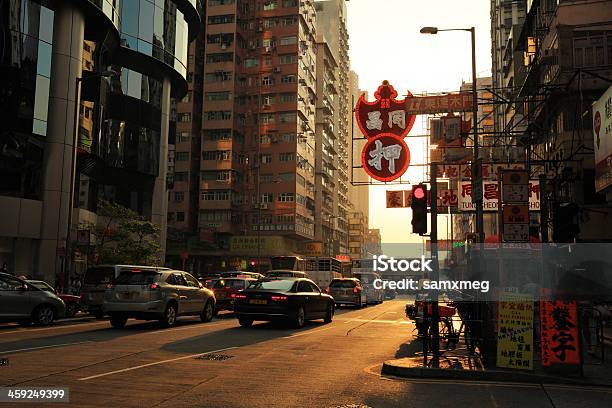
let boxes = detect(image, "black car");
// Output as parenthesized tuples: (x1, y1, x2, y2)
(233, 278, 334, 328)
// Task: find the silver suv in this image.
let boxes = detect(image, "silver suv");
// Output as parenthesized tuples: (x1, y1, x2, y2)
(103, 270, 216, 328)
(0, 273, 66, 325)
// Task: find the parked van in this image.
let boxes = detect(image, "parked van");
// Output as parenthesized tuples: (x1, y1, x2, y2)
(353, 271, 384, 305)
(81, 265, 169, 318)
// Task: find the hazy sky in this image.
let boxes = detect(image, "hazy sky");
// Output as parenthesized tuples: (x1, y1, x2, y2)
(345, 0, 492, 243)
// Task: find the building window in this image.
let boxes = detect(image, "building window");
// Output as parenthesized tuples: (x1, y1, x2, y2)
(179, 113, 191, 122)
(280, 36, 297, 46)
(262, 95, 275, 105)
(244, 58, 259, 68)
(260, 173, 273, 183)
(201, 190, 231, 200)
(178, 132, 190, 143)
(206, 53, 234, 63)
(281, 75, 296, 83)
(280, 93, 296, 103)
(261, 113, 275, 123)
(202, 150, 231, 160)
(176, 152, 189, 161)
(205, 71, 233, 82)
(260, 154, 273, 164)
(278, 172, 294, 181)
(278, 192, 295, 202)
(280, 54, 298, 64)
(203, 129, 232, 140)
(208, 14, 235, 24)
(174, 192, 185, 202)
(174, 172, 188, 181)
(181, 91, 192, 103)
(176, 212, 185, 222)
(279, 112, 296, 123)
(168, 212, 175, 221)
(283, 0, 298, 7)
(279, 152, 294, 162)
(209, 0, 235, 5)
(206, 111, 232, 120)
(261, 193, 273, 203)
(262, 76, 274, 86)
(263, 0, 278, 10)
(205, 92, 231, 101)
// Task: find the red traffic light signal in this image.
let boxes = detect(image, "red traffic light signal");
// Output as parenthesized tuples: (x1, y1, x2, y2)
(411, 184, 428, 235)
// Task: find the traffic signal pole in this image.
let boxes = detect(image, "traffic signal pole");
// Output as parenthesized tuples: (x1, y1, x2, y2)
(430, 162, 440, 368)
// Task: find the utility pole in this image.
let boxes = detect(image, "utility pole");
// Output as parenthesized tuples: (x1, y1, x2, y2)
(470, 27, 484, 244)
(430, 162, 440, 368)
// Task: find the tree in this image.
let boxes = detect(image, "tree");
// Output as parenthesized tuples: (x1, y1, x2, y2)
(79, 200, 162, 266)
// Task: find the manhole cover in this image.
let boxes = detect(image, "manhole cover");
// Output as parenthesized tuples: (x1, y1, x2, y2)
(195, 353, 234, 361)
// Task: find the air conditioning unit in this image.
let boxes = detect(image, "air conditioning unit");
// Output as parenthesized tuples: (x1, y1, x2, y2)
(264, 46, 271, 53)
(262, 104, 271, 110)
(273, 67, 282, 73)
(221, 43, 228, 50)
(260, 203, 269, 209)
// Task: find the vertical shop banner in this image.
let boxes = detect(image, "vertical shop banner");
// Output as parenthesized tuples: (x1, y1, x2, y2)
(540, 301, 580, 367)
(496, 292, 534, 370)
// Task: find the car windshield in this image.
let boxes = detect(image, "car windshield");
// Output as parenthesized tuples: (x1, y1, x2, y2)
(354, 274, 374, 284)
(248, 280, 295, 291)
(330, 280, 356, 288)
(267, 272, 293, 277)
(114, 271, 160, 285)
(224, 279, 246, 290)
(84, 267, 115, 285)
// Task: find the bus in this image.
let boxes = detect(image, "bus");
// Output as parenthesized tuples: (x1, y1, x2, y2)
(270, 256, 306, 272)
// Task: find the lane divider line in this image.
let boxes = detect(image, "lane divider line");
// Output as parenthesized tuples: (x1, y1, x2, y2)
(0, 341, 92, 355)
(78, 347, 238, 381)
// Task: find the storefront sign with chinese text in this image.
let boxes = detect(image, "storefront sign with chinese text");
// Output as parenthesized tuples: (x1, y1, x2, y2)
(458, 180, 540, 211)
(541, 301, 580, 367)
(355, 80, 416, 139)
(405, 92, 473, 115)
(497, 292, 534, 370)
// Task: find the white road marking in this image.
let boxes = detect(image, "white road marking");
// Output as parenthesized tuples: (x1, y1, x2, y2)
(0, 341, 92, 355)
(78, 346, 238, 381)
(0, 321, 107, 336)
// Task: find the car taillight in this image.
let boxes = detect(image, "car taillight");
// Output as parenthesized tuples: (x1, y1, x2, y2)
(353, 287, 359, 294)
(105, 284, 113, 290)
(325, 287, 330, 294)
(150, 283, 159, 289)
(271, 295, 288, 302)
(233, 294, 247, 300)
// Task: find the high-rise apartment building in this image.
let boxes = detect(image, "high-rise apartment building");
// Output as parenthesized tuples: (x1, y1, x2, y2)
(315, 0, 351, 256)
(167, 0, 319, 272)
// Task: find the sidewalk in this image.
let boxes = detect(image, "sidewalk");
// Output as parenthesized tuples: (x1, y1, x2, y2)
(382, 340, 612, 386)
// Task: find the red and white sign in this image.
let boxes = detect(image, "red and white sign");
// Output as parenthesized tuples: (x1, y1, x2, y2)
(362, 134, 410, 182)
(457, 180, 540, 211)
(593, 85, 612, 192)
(355, 81, 416, 139)
(541, 301, 580, 367)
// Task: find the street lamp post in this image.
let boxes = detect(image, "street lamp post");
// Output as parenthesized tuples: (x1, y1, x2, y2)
(64, 70, 117, 290)
(420, 26, 484, 243)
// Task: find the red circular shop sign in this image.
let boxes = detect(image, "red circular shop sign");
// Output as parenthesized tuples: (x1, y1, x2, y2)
(362, 134, 410, 182)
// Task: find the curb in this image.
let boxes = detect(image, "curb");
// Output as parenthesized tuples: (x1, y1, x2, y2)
(381, 360, 612, 387)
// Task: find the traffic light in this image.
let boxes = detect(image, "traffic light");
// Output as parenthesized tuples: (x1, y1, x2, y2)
(411, 184, 427, 235)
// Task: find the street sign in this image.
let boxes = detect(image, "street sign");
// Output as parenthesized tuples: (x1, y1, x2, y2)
(502, 170, 529, 203)
(386, 190, 405, 208)
(405, 92, 473, 115)
(503, 224, 529, 242)
(503, 205, 529, 224)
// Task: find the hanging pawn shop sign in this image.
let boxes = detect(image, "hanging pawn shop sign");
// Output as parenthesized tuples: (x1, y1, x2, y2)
(356, 81, 416, 181)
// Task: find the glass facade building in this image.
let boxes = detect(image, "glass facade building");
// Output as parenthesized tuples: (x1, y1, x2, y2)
(0, 0, 201, 284)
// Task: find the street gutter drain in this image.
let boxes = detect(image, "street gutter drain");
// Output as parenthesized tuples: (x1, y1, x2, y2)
(330, 405, 373, 408)
(195, 353, 234, 361)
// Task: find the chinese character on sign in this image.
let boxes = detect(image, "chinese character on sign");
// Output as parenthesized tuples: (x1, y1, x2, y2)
(540, 300, 580, 367)
(362, 133, 410, 182)
(388, 110, 406, 129)
(368, 139, 402, 173)
(366, 111, 383, 130)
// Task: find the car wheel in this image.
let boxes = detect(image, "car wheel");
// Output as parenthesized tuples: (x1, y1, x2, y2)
(109, 314, 127, 328)
(238, 318, 253, 327)
(324, 303, 334, 323)
(293, 306, 305, 328)
(33, 305, 55, 326)
(201, 301, 214, 322)
(160, 303, 178, 327)
(65, 303, 78, 318)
